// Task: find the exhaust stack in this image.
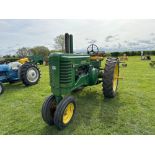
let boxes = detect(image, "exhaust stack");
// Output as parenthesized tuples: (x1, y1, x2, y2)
(70, 34, 73, 54)
(65, 33, 70, 53)
(65, 33, 73, 54)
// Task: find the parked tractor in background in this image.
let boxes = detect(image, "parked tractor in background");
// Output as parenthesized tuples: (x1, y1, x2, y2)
(18, 57, 29, 64)
(141, 51, 151, 60)
(41, 33, 120, 130)
(119, 53, 128, 61)
(18, 55, 44, 65)
(28, 55, 44, 65)
(141, 55, 151, 60)
(119, 54, 128, 67)
(0, 62, 41, 95)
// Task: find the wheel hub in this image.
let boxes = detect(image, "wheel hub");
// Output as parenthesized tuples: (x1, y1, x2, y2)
(113, 64, 119, 91)
(26, 67, 39, 83)
(63, 103, 74, 124)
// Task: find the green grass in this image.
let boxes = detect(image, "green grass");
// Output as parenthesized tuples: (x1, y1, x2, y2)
(0, 56, 155, 135)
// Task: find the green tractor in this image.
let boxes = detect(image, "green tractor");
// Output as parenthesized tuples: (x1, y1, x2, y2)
(28, 55, 44, 65)
(41, 33, 120, 129)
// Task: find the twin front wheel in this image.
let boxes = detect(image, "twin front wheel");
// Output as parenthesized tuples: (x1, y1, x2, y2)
(41, 58, 119, 129)
(42, 95, 76, 129)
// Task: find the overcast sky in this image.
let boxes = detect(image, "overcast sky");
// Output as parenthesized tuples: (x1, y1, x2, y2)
(0, 19, 155, 55)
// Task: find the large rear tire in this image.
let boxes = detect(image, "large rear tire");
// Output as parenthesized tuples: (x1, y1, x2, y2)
(42, 95, 57, 125)
(20, 62, 40, 86)
(103, 58, 119, 98)
(0, 82, 4, 95)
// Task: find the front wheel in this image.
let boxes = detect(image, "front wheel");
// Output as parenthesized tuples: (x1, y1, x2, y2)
(54, 96, 76, 129)
(0, 82, 4, 95)
(42, 95, 57, 125)
(103, 58, 119, 98)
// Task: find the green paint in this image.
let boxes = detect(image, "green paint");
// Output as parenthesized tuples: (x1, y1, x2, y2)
(48, 52, 102, 100)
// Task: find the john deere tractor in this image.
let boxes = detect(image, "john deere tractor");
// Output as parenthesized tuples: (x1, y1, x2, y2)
(0, 62, 40, 95)
(42, 33, 119, 129)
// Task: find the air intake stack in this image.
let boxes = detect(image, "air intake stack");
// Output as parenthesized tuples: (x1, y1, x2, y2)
(65, 33, 73, 54)
(69, 34, 73, 54)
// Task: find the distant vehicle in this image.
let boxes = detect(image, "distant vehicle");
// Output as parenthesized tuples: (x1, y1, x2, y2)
(0, 62, 40, 95)
(28, 55, 44, 65)
(141, 51, 151, 60)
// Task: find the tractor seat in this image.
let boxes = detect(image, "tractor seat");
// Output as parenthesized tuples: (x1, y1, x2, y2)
(8, 62, 22, 70)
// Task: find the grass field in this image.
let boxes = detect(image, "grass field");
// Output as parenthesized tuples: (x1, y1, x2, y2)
(0, 56, 155, 135)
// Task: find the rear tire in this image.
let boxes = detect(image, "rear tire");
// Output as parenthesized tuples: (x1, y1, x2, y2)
(0, 82, 4, 95)
(20, 62, 40, 86)
(54, 96, 76, 129)
(42, 95, 57, 125)
(103, 58, 119, 98)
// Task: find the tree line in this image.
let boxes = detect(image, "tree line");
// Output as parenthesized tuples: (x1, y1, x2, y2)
(110, 50, 155, 57)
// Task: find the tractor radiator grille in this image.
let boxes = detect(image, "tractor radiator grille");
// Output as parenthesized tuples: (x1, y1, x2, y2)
(60, 60, 72, 84)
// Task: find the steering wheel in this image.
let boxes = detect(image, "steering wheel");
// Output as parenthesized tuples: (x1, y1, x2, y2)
(87, 44, 99, 55)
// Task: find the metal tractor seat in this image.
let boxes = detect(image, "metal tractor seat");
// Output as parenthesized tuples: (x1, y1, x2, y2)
(8, 62, 22, 70)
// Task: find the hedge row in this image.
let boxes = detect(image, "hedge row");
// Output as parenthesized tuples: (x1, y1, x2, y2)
(109, 50, 155, 57)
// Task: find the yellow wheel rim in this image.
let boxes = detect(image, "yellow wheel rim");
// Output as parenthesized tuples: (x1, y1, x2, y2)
(63, 103, 74, 124)
(113, 64, 119, 91)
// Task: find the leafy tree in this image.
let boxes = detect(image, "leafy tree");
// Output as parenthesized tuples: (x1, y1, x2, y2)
(29, 46, 51, 64)
(54, 34, 65, 52)
(29, 46, 50, 57)
(16, 47, 31, 58)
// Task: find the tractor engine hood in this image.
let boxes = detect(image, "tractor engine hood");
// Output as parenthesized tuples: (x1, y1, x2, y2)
(0, 64, 10, 72)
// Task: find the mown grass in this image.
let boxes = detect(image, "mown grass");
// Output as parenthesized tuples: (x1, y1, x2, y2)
(0, 56, 155, 135)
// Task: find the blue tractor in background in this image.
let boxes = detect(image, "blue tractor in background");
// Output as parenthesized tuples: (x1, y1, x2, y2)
(0, 62, 41, 95)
